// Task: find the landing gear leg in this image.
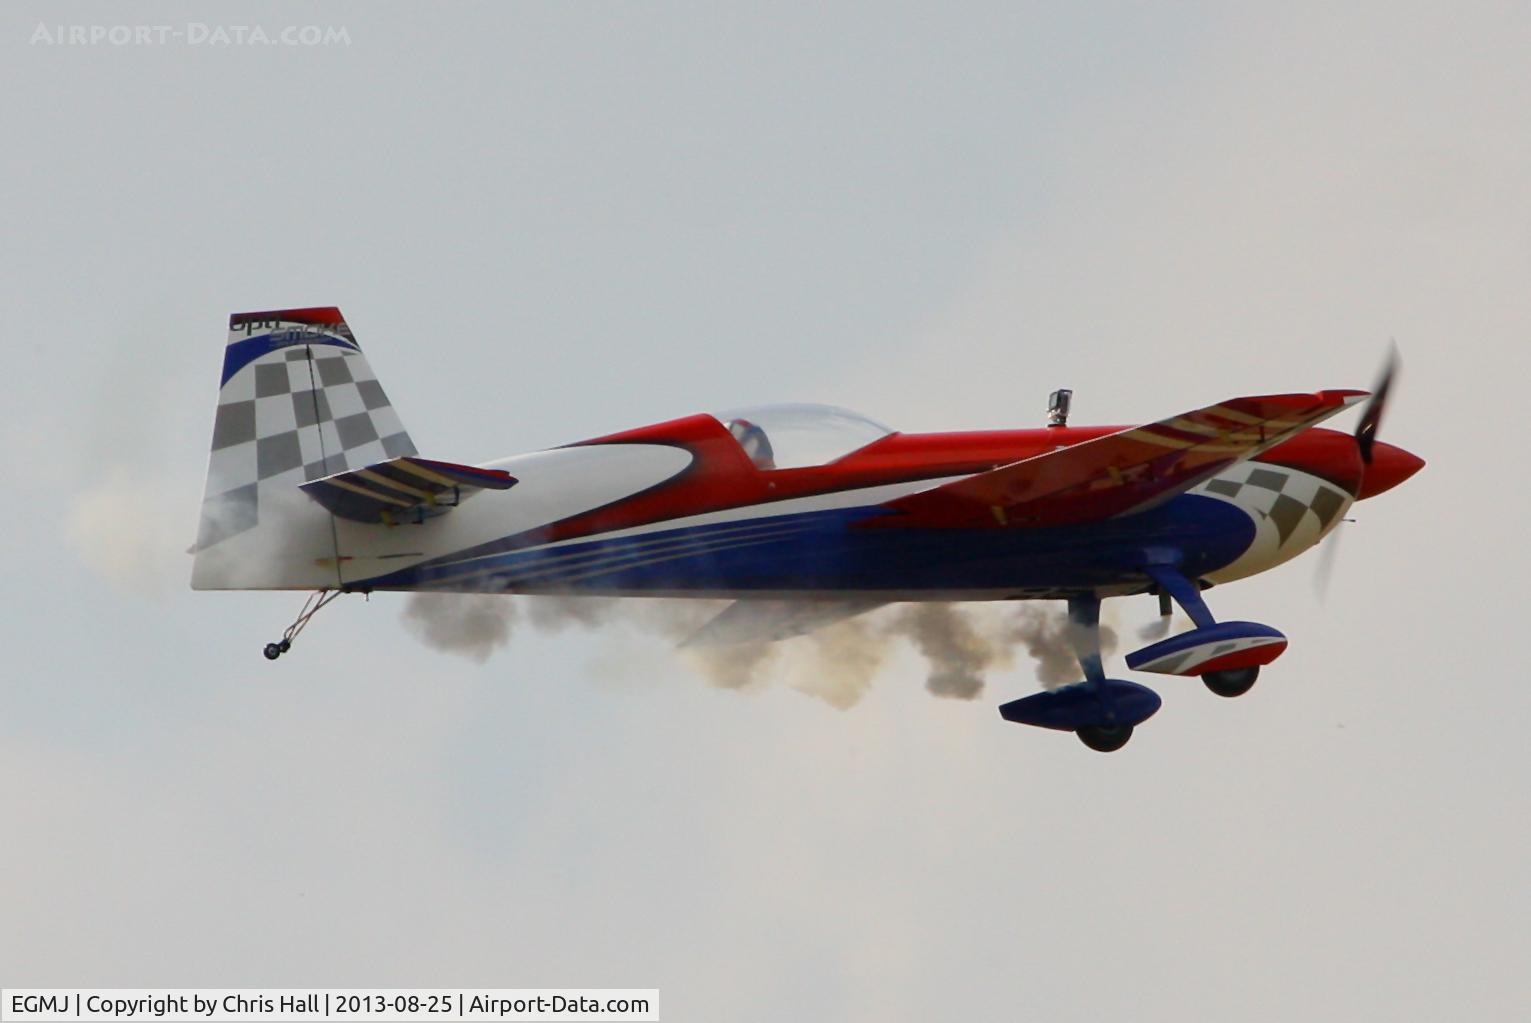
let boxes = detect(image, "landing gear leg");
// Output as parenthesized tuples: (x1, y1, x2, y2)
(998, 595, 1163, 748)
(262, 589, 342, 661)
(1129, 563, 1281, 695)
(1067, 596, 1135, 752)
(1145, 564, 1216, 629)
(1068, 595, 1106, 690)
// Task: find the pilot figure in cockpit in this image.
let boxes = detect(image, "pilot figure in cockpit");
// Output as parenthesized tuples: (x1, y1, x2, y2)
(727, 418, 775, 470)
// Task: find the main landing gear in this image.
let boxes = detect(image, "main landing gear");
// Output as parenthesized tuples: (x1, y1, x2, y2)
(998, 595, 1163, 752)
(998, 563, 1291, 751)
(1126, 565, 1287, 697)
(262, 589, 344, 660)
(1140, 584, 1264, 697)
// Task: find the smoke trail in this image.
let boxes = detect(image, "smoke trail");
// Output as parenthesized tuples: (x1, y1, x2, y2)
(66, 468, 200, 598)
(888, 603, 999, 700)
(399, 593, 857, 697)
(524, 594, 789, 692)
(612, 598, 789, 692)
(683, 640, 780, 692)
(1006, 604, 1119, 689)
(402, 593, 519, 663)
(787, 616, 890, 709)
(399, 594, 1137, 701)
(525, 594, 619, 632)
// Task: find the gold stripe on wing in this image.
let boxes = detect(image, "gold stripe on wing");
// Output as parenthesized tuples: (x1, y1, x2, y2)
(395, 460, 458, 488)
(321, 477, 415, 507)
(1129, 426, 1247, 452)
(1161, 417, 1226, 438)
(357, 468, 433, 499)
(1205, 403, 1264, 426)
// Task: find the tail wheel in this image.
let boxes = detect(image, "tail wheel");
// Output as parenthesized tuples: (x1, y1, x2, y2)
(1076, 723, 1134, 752)
(1202, 665, 1260, 698)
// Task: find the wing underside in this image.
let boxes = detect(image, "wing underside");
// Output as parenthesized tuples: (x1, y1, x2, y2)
(876, 390, 1366, 529)
(683, 598, 886, 646)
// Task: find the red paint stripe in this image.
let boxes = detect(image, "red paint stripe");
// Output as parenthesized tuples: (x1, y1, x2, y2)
(1189, 641, 1288, 674)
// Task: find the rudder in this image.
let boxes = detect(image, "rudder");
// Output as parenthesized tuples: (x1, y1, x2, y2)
(192, 307, 418, 589)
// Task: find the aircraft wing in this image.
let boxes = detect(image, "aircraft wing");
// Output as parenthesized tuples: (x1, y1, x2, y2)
(300, 456, 516, 524)
(683, 598, 886, 646)
(876, 390, 1366, 529)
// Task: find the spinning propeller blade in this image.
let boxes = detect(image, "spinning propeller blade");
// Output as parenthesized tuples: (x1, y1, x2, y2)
(1355, 344, 1398, 464)
(1312, 519, 1347, 601)
(1315, 345, 1407, 596)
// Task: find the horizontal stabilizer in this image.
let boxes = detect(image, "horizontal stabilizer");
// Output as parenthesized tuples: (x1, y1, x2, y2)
(300, 456, 516, 525)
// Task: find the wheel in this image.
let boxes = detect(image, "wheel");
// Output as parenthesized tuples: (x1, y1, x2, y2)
(1202, 665, 1259, 698)
(1076, 723, 1134, 752)
(263, 643, 282, 660)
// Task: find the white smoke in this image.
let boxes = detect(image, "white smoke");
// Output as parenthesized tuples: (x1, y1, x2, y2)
(400, 594, 1140, 707)
(66, 468, 200, 598)
(684, 640, 781, 692)
(785, 616, 891, 709)
(1008, 604, 1120, 690)
(402, 593, 519, 664)
(886, 603, 999, 700)
(524, 594, 620, 632)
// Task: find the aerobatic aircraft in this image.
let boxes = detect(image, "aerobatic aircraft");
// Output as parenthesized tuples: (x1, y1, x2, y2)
(193, 307, 1423, 750)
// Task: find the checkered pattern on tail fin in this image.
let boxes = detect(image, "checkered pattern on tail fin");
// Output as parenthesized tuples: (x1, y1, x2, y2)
(196, 307, 417, 552)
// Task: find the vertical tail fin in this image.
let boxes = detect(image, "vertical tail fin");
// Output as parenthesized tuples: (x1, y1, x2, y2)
(191, 307, 417, 589)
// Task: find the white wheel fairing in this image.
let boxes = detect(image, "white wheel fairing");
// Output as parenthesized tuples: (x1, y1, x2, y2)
(1195, 463, 1354, 585)
(1136, 634, 1286, 675)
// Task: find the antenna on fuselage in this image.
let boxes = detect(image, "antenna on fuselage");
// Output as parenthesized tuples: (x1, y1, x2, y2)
(1047, 388, 1072, 428)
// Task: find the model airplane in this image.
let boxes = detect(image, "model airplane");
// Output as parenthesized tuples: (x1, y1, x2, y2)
(194, 307, 1423, 751)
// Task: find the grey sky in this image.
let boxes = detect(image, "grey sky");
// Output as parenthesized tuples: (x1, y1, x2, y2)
(3, 3, 1527, 1020)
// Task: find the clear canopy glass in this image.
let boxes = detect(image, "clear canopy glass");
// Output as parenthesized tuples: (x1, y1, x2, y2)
(712, 403, 895, 470)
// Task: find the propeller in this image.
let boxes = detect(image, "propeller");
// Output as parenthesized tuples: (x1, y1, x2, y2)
(1312, 518, 1349, 601)
(1355, 343, 1398, 464)
(1314, 345, 1401, 599)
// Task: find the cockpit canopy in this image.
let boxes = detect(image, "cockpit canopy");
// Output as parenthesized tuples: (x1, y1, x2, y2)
(713, 403, 895, 469)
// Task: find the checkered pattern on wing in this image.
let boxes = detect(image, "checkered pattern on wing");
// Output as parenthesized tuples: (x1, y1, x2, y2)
(1199, 464, 1349, 545)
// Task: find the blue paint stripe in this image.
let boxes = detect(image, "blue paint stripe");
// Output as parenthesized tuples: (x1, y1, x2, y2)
(220, 331, 360, 387)
(520, 527, 813, 589)
(347, 493, 1261, 596)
